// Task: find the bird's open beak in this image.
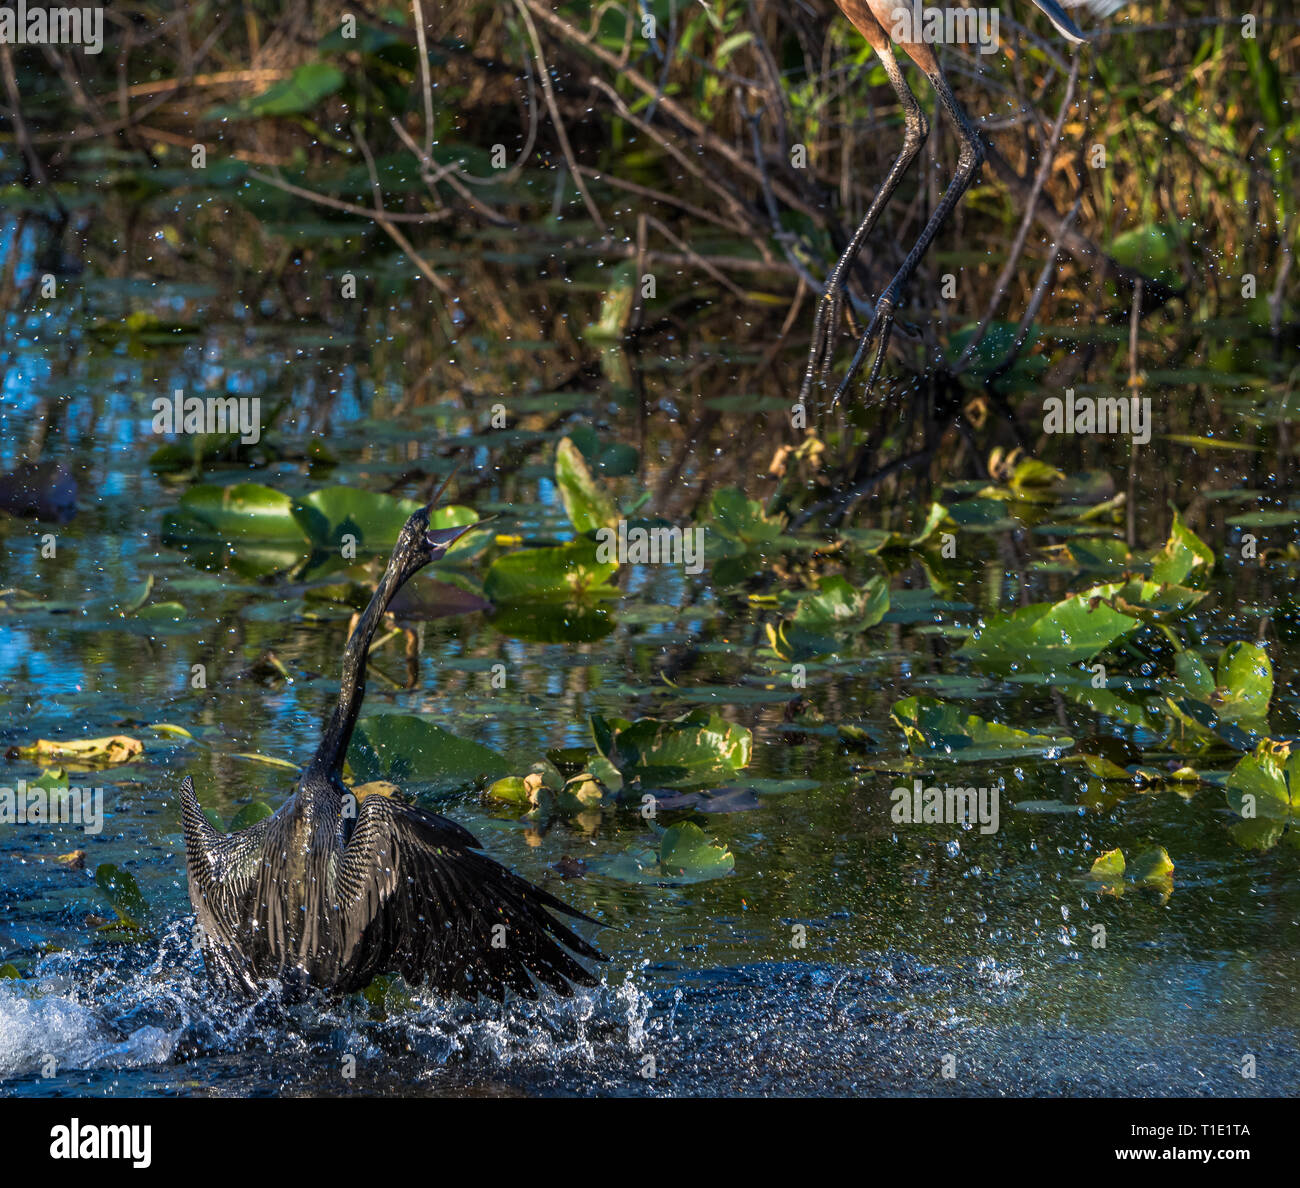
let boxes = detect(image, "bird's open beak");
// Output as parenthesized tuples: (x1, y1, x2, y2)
(424, 518, 484, 552)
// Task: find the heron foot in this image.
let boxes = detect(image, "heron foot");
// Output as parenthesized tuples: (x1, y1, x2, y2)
(830, 293, 898, 407)
(797, 284, 848, 406)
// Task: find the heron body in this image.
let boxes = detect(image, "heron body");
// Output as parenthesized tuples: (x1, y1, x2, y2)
(804, 0, 1122, 402)
(180, 500, 602, 1001)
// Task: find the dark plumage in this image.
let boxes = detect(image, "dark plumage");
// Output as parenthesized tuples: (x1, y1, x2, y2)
(180, 494, 602, 1000)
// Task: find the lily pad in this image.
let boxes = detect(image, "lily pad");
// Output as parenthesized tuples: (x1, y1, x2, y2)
(706, 487, 786, 554)
(891, 696, 1072, 761)
(958, 589, 1139, 675)
(1225, 745, 1300, 832)
(767, 574, 889, 661)
(291, 487, 421, 549)
(1088, 848, 1126, 881)
(164, 482, 302, 543)
(229, 800, 275, 831)
(483, 540, 618, 602)
(349, 713, 510, 792)
(599, 822, 735, 884)
(591, 708, 752, 788)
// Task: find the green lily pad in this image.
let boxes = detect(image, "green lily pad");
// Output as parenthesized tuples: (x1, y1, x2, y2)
(349, 713, 510, 792)
(229, 800, 275, 831)
(706, 487, 785, 554)
(1088, 848, 1126, 881)
(165, 482, 302, 543)
(290, 487, 420, 549)
(793, 574, 889, 632)
(1225, 746, 1300, 825)
(591, 708, 752, 788)
(958, 589, 1139, 676)
(891, 696, 1072, 761)
(1217, 641, 1272, 721)
(1168, 642, 1273, 747)
(483, 540, 618, 602)
(599, 822, 734, 884)
(1129, 846, 1175, 887)
(767, 574, 890, 661)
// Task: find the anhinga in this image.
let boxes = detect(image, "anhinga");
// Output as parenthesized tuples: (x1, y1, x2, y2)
(180, 494, 602, 1000)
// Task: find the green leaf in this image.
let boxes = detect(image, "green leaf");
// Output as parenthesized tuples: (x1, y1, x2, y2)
(133, 600, 186, 621)
(706, 487, 784, 552)
(958, 589, 1139, 675)
(165, 482, 302, 543)
(890, 696, 1072, 762)
(1088, 849, 1126, 881)
(349, 713, 510, 792)
(1129, 846, 1175, 887)
(591, 708, 752, 788)
(1174, 650, 1215, 701)
(1151, 506, 1214, 587)
(1064, 537, 1137, 577)
(1225, 747, 1295, 823)
(768, 574, 890, 661)
(599, 822, 734, 884)
(554, 437, 618, 533)
(483, 540, 618, 602)
(659, 822, 735, 879)
(792, 574, 889, 633)
(291, 487, 421, 550)
(229, 800, 275, 831)
(486, 777, 536, 807)
(1216, 641, 1272, 722)
(223, 61, 346, 119)
(94, 863, 149, 928)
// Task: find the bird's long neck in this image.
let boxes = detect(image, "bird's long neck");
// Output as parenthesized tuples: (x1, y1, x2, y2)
(306, 555, 412, 786)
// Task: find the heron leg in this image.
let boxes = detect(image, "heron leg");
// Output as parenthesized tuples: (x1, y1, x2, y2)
(799, 46, 929, 406)
(833, 67, 986, 406)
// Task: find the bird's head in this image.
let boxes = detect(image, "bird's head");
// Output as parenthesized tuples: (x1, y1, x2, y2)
(392, 471, 482, 581)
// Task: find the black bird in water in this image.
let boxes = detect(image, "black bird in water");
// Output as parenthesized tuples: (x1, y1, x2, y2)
(180, 493, 602, 1000)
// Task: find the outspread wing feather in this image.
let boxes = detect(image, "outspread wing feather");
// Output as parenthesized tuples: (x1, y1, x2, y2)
(180, 775, 272, 991)
(335, 794, 602, 1000)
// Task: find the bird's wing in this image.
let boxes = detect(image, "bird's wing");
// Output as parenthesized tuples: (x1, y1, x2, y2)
(335, 794, 602, 1000)
(179, 775, 270, 946)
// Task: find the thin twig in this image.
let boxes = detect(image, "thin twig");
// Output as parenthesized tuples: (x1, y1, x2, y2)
(513, 0, 608, 234)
